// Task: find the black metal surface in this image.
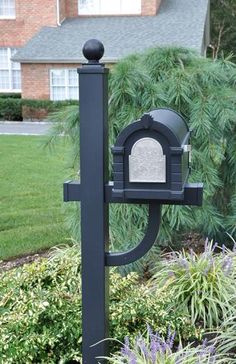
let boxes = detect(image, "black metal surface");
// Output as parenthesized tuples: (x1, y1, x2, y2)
(63, 180, 81, 202)
(82, 38, 105, 64)
(78, 40, 109, 363)
(149, 109, 189, 145)
(64, 181, 203, 206)
(111, 111, 191, 200)
(105, 204, 161, 266)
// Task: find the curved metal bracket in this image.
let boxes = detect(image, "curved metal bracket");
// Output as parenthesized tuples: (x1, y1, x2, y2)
(105, 204, 161, 266)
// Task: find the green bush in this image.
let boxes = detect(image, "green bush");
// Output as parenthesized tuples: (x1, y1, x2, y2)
(109, 272, 196, 345)
(210, 0, 236, 59)
(22, 99, 78, 112)
(0, 93, 21, 99)
(0, 97, 22, 120)
(151, 241, 236, 329)
(0, 245, 196, 363)
(0, 98, 78, 121)
(48, 47, 236, 258)
(0, 246, 82, 363)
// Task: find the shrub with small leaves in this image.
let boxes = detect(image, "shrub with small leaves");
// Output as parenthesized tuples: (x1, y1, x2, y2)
(109, 272, 197, 346)
(0, 245, 83, 363)
(0, 245, 196, 363)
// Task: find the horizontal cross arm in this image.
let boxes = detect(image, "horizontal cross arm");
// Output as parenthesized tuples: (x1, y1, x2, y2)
(63, 181, 203, 206)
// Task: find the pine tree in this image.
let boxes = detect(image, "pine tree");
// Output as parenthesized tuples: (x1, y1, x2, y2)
(49, 47, 236, 268)
(210, 0, 236, 59)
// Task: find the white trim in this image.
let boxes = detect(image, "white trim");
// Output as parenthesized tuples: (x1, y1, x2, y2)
(49, 69, 54, 101)
(56, 0, 61, 26)
(15, 58, 117, 64)
(0, 89, 21, 92)
(0, 132, 48, 136)
(0, 121, 52, 124)
(0, 15, 15, 19)
(78, 0, 141, 15)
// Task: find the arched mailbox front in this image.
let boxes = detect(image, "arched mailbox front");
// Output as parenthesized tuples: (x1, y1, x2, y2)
(112, 109, 191, 201)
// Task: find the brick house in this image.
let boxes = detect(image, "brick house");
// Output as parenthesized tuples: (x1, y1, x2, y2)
(1, 0, 210, 102)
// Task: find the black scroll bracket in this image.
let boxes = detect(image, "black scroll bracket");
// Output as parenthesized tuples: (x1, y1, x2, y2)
(105, 204, 161, 267)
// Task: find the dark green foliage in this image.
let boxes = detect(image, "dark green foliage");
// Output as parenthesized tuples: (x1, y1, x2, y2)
(0, 98, 78, 121)
(210, 0, 236, 59)
(0, 92, 21, 99)
(114, 49, 236, 243)
(0, 246, 196, 363)
(49, 47, 236, 257)
(0, 97, 22, 120)
(22, 98, 78, 111)
(0, 247, 83, 363)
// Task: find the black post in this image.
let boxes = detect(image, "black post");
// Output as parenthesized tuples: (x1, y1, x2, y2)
(78, 39, 109, 363)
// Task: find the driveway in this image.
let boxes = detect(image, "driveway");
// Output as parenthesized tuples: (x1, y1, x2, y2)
(0, 121, 52, 135)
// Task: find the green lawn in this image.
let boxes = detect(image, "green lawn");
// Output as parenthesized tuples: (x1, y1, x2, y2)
(0, 135, 72, 260)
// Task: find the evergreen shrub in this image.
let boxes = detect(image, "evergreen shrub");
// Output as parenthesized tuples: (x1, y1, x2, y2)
(0, 93, 21, 99)
(0, 98, 78, 121)
(0, 97, 22, 120)
(22, 99, 78, 120)
(49, 47, 236, 255)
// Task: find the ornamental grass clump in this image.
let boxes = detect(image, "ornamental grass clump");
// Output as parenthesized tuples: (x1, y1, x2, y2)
(151, 240, 236, 329)
(104, 330, 222, 364)
(213, 313, 236, 362)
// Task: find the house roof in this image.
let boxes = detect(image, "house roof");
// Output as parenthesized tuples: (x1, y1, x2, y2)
(13, 0, 209, 64)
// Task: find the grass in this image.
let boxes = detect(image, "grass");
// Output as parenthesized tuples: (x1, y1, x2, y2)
(0, 135, 72, 260)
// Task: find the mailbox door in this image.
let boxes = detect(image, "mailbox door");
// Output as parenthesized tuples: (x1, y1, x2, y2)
(124, 130, 171, 192)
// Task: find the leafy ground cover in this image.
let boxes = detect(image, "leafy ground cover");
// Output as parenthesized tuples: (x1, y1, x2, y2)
(0, 242, 236, 363)
(0, 135, 71, 260)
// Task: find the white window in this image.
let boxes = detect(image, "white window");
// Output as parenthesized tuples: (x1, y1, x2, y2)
(78, 0, 141, 15)
(0, 48, 21, 91)
(50, 69, 79, 101)
(0, 0, 15, 18)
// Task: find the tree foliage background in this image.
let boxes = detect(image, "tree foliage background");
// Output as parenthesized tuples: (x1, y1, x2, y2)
(210, 0, 236, 59)
(50, 45, 236, 272)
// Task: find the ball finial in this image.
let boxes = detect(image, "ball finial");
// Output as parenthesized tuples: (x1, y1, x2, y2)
(82, 39, 105, 64)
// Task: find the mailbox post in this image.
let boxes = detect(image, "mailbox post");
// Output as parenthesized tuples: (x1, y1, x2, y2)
(64, 39, 203, 363)
(78, 39, 109, 363)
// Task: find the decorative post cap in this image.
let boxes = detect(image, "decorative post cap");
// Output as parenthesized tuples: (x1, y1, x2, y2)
(82, 39, 105, 64)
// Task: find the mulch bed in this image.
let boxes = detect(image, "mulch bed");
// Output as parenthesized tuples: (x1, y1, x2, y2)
(0, 250, 49, 272)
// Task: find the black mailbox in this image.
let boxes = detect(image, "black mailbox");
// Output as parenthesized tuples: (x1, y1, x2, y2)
(112, 108, 192, 201)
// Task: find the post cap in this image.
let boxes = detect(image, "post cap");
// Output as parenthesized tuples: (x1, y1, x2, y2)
(82, 39, 105, 64)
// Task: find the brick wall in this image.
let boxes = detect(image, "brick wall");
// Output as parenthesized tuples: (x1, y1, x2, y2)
(65, 0, 78, 17)
(59, 0, 66, 22)
(0, 0, 58, 48)
(21, 63, 81, 99)
(142, 0, 162, 15)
